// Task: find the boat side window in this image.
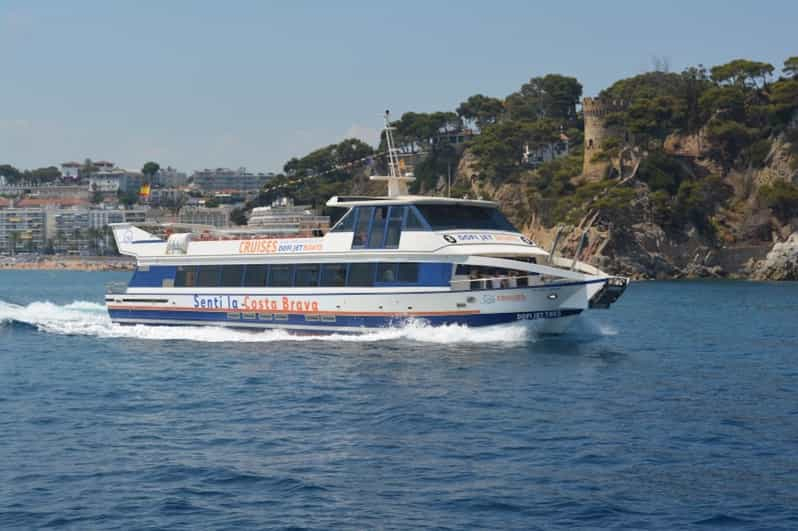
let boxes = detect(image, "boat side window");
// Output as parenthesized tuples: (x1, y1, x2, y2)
(367, 206, 389, 248)
(320, 263, 347, 287)
(243, 264, 268, 287)
(415, 204, 517, 231)
(268, 265, 293, 287)
(294, 264, 320, 287)
(377, 263, 396, 282)
(455, 264, 470, 276)
(197, 265, 222, 287)
(404, 207, 426, 230)
(384, 206, 405, 248)
(347, 263, 375, 287)
(221, 265, 244, 287)
(398, 262, 419, 283)
(175, 266, 196, 287)
(330, 209, 357, 232)
(376, 262, 419, 284)
(352, 207, 372, 247)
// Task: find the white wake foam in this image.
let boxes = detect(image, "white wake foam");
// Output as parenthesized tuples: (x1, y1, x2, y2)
(0, 299, 533, 344)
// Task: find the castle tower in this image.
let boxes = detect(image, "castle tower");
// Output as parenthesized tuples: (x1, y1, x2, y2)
(582, 97, 627, 181)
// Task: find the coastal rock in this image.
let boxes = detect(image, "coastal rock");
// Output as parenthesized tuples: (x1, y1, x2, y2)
(751, 232, 798, 280)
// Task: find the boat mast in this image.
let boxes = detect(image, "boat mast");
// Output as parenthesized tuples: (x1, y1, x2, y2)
(370, 110, 415, 197)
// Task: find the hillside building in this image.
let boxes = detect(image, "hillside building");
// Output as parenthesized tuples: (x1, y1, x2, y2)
(191, 168, 274, 192)
(247, 197, 330, 237)
(0, 207, 46, 254)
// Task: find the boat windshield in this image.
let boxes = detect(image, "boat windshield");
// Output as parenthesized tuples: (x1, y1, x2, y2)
(415, 204, 517, 232)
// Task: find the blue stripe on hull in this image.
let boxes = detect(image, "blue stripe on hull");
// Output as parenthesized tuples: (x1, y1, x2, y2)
(108, 308, 583, 329)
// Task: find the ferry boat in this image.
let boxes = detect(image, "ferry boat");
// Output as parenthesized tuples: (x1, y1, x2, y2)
(106, 114, 627, 334)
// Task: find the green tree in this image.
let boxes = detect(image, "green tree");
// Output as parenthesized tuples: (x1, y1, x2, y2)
(767, 77, 798, 127)
(469, 120, 534, 180)
(284, 138, 374, 177)
(141, 161, 160, 183)
(25, 166, 61, 182)
(0, 164, 23, 184)
(506, 74, 582, 125)
(229, 207, 248, 226)
(456, 94, 505, 130)
(674, 176, 732, 234)
(705, 119, 759, 172)
(391, 112, 460, 150)
(710, 59, 774, 87)
(637, 151, 688, 195)
(204, 197, 220, 208)
(784, 56, 798, 78)
(625, 95, 686, 145)
(759, 180, 798, 222)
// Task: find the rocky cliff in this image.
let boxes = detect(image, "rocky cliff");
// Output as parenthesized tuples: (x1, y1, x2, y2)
(452, 128, 798, 280)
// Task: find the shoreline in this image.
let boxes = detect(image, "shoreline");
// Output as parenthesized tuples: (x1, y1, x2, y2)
(0, 256, 135, 272)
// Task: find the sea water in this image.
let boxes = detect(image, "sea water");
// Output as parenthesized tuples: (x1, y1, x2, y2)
(1, 271, 797, 530)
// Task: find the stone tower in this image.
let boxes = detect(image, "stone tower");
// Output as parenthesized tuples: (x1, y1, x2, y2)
(582, 97, 627, 180)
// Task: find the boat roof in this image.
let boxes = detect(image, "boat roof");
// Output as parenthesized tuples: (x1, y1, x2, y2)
(326, 195, 498, 208)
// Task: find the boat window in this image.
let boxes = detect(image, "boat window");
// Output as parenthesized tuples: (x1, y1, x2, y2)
(175, 266, 196, 287)
(398, 262, 419, 283)
(377, 263, 396, 282)
(320, 263, 347, 287)
(352, 207, 372, 247)
(384, 206, 404, 248)
(243, 264, 268, 287)
(376, 262, 419, 283)
(367, 206, 389, 248)
(415, 204, 517, 231)
(221, 265, 244, 287)
(347, 263, 375, 287)
(330, 209, 356, 232)
(294, 264, 320, 287)
(197, 265, 222, 287)
(268, 265, 293, 287)
(404, 207, 425, 230)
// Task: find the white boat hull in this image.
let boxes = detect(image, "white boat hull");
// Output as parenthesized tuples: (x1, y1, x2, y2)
(106, 279, 607, 335)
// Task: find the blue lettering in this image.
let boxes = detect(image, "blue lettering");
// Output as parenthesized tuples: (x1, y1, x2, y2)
(193, 294, 199, 308)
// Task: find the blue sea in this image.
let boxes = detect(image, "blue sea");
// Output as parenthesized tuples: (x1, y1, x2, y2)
(1, 271, 797, 530)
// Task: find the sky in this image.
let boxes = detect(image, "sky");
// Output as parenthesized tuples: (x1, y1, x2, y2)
(1, 0, 796, 174)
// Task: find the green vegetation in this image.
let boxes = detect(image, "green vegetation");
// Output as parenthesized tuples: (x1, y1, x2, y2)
(142, 161, 160, 182)
(229, 207, 248, 226)
(456, 94, 504, 130)
(637, 151, 688, 195)
(759, 181, 798, 222)
(239, 54, 797, 240)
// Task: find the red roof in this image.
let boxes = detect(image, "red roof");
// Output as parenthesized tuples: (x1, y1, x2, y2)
(16, 198, 90, 207)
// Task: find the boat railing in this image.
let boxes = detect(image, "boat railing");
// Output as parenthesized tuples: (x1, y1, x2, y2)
(105, 281, 128, 295)
(450, 274, 542, 291)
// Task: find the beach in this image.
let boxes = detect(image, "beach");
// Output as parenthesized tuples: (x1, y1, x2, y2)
(0, 255, 134, 272)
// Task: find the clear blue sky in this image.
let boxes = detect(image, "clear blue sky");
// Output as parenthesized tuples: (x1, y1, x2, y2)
(1, 0, 795, 174)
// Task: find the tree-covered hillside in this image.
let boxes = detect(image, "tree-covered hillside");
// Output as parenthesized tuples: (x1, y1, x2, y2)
(239, 56, 798, 278)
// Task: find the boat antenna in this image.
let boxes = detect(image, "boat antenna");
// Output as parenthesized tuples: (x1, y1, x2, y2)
(370, 110, 415, 197)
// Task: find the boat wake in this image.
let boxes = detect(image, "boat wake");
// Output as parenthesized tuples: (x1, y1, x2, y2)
(0, 299, 536, 344)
